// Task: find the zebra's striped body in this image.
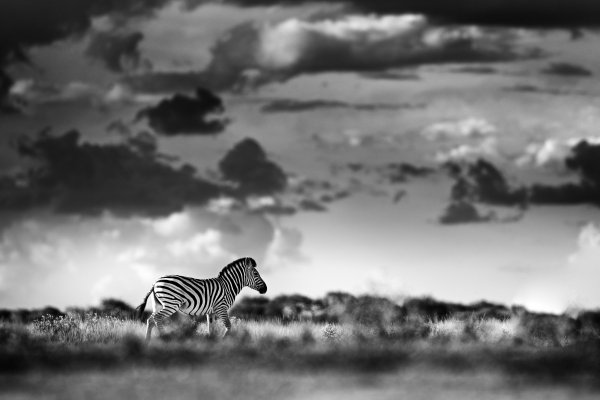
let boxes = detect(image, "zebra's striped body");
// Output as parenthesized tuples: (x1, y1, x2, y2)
(136, 257, 267, 340)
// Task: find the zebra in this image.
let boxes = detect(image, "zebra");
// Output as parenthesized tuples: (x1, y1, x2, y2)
(135, 257, 267, 340)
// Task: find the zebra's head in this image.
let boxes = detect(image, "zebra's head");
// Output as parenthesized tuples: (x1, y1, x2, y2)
(243, 257, 267, 294)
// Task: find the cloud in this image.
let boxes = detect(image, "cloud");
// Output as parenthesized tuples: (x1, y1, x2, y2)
(218, 138, 288, 196)
(422, 117, 497, 141)
(124, 14, 535, 93)
(8, 79, 159, 109)
(516, 137, 600, 171)
(85, 30, 150, 73)
(528, 139, 600, 206)
(245, 196, 297, 216)
(120, 71, 209, 95)
(3, 129, 222, 217)
(438, 200, 493, 225)
(0, 206, 286, 307)
(450, 65, 498, 74)
(264, 225, 307, 268)
(260, 98, 419, 113)
(0, 0, 175, 112)
(218, 0, 600, 29)
(541, 62, 593, 77)
(515, 223, 600, 313)
(299, 198, 327, 212)
(135, 87, 229, 135)
(358, 71, 420, 80)
(447, 159, 527, 207)
(9, 80, 102, 105)
(434, 137, 500, 164)
(503, 84, 587, 97)
(439, 160, 528, 225)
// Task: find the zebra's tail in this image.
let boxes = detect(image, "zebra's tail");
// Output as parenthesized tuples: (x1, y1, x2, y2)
(135, 287, 154, 322)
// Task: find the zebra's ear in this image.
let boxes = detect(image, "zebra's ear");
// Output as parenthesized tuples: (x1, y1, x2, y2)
(244, 257, 256, 268)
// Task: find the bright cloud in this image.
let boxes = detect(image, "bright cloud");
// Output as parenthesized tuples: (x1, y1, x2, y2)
(515, 137, 600, 171)
(434, 137, 500, 163)
(9, 79, 159, 109)
(0, 207, 297, 308)
(168, 14, 535, 92)
(422, 117, 497, 141)
(515, 223, 600, 313)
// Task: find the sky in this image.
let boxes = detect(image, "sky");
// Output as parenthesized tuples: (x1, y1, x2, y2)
(1, 0, 600, 313)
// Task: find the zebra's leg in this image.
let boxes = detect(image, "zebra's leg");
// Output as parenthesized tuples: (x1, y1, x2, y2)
(145, 316, 155, 341)
(206, 314, 211, 335)
(145, 292, 159, 341)
(215, 307, 231, 337)
(151, 299, 180, 337)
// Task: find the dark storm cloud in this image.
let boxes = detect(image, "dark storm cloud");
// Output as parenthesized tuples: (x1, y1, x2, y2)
(0, 70, 19, 113)
(214, 0, 600, 28)
(85, 30, 148, 73)
(0, 0, 174, 111)
(1, 129, 222, 217)
(439, 201, 493, 225)
(530, 140, 600, 206)
(201, 16, 533, 91)
(135, 88, 228, 135)
(219, 138, 287, 196)
(446, 159, 527, 207)
(122, 15, 536, 94)
(260, 98, 417, 113)
(441, 142, 600, 221)
(541, 62, 593, 77)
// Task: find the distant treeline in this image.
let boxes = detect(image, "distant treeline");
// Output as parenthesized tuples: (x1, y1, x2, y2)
(2, 293, 600, 339)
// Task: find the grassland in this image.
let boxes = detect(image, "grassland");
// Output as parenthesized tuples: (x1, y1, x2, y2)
(1, 309, 600, 399)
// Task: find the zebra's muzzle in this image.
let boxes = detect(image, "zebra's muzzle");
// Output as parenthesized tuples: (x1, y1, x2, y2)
(258, 284, 267, 294)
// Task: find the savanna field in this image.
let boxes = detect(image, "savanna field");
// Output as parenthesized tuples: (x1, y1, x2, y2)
(1, 294, 600, 400)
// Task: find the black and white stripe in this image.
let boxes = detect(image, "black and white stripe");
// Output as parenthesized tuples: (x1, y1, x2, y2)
(136, 257, 267, 339)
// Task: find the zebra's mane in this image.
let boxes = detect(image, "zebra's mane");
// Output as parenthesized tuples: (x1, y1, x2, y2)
(217, 257, 252, 279)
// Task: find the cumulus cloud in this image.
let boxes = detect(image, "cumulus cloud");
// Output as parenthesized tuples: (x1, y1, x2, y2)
(8, 79, 158, 109)
(422, 117, 497, 141)
(4, 129, 222, 217)
(9, 80, 102, 106)
(210, 15, 532, 88)
(135, 87, 229, 135)
(0, 207, 285, 307)
(515, 139, 575, 171)
(434, 137, 500, 164)
(438, 200, 493, 225)
(85, 30, 150, 73)
(124, 14, 535, 93)
(447, 159, 527, 207)
(264, 225, 306, 268)
(0, 0, 176, 111)
(515, 223, 600, 313)
(529, 139, 600, 205)
(517, 137, 600, 171)
(219, 138, 288, 196)
(217, 0, 600, 29)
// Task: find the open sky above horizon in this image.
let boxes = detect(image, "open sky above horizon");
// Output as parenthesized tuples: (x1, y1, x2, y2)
(1, 0, 600, 313)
